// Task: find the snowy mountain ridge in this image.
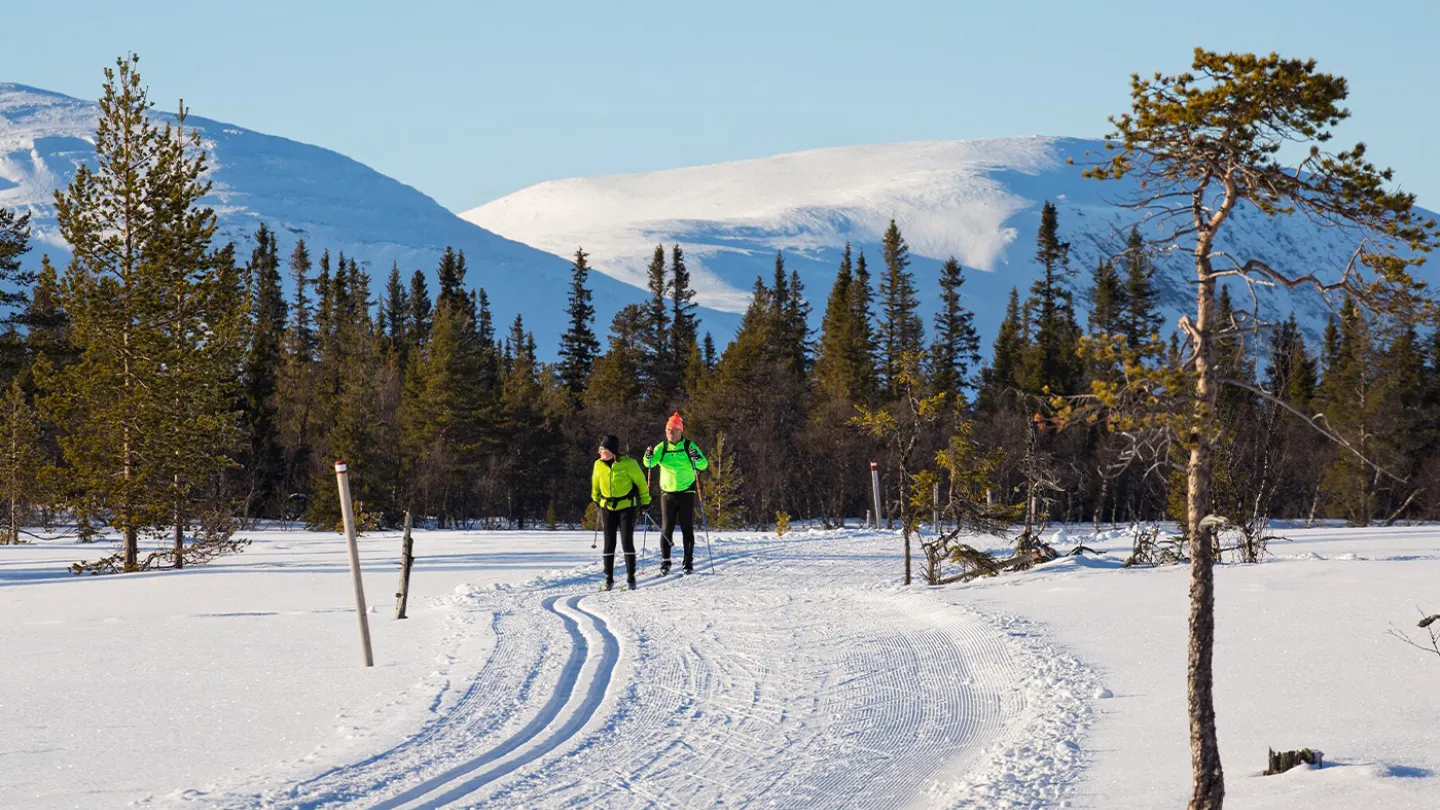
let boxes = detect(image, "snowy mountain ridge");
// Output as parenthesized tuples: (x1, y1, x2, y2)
(0, 82, 676, 349)
(464, 136, 1436, 344)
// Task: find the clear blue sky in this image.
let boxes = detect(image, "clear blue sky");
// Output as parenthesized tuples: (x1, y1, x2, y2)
(5, 0, 1437, 212)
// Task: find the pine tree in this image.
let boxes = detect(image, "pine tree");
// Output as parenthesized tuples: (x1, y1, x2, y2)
(879, 220, 924, 398)
(929, 257, 981, 399)
(557, 247, 599, 400)
(700, 431, 745, 529)
(0, 206, 34, 381)
(0, 378, 49, 544)
(0, 206, 30, 293)
(47, 55, 246, 570)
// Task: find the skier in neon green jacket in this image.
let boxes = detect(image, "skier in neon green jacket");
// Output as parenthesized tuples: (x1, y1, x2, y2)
(642, 412, 707, 575)
(591, 434, 649, 590)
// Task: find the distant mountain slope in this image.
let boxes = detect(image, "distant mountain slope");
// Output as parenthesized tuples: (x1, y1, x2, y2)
(464, 136, 1434, 346)
(0, 83, 721, 351)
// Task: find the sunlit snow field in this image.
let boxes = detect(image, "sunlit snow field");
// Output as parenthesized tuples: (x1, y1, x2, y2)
(3, 523, 1438, 809)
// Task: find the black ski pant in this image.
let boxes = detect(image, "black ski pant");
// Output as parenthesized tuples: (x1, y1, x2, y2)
(602, 506, 637, 585)
(660, 490, 696, 571)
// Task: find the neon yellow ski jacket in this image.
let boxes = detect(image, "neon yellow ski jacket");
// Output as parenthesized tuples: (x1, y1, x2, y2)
(642, 438, 708, 493)
(591, 456, 650, 511)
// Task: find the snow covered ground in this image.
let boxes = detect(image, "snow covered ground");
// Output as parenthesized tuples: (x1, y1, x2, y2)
(2, 523, 1438, 808)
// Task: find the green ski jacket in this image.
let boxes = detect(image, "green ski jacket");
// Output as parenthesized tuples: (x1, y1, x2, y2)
(642, 438, 708, 493)
(591, 456, 650, 511)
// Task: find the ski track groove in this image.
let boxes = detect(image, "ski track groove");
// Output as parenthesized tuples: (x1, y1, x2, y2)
(466, 533, 1059, 810)
(183, 531, 1094, 809)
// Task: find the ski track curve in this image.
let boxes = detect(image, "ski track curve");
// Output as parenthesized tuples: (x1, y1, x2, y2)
(178, 531, 1095, 809)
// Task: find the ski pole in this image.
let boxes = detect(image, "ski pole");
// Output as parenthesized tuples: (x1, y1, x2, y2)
(640, 508, 652, 562)
(696, 478, 715, 575)
(590, 512, 598, 550)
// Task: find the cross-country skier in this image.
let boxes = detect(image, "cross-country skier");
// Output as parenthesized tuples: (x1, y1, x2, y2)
(591, 434, 648, 591)
(643, 413, 708, 575)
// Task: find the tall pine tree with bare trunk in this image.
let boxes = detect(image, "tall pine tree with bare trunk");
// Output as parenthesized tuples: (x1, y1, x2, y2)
(1080, 48, 1439, 810)
(48, 55, 247, 571)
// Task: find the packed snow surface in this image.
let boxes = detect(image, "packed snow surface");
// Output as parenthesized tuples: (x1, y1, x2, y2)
(3, 524, 1439, 808)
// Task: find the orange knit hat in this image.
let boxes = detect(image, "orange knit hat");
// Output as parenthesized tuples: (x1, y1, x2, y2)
(666, 412, 684, 431)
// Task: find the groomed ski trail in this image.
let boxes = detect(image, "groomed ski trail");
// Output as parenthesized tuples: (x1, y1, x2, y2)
(175, 530, 1096, 809)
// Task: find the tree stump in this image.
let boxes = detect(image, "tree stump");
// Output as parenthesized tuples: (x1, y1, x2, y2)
(1265, 747, 1323, 775)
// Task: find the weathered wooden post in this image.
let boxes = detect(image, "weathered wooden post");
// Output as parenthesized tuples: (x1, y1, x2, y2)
(395, 510, 415, 620)
(869, 461, 883, 531)
(334, 461, 374, 667)
(932, 481, 940, 536)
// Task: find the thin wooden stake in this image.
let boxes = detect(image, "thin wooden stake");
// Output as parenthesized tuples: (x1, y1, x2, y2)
(335, 461, 374, 667)
(395, 510, 415, 620)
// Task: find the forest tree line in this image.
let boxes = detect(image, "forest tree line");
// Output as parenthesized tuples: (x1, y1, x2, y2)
(1, 56, 1438, 573)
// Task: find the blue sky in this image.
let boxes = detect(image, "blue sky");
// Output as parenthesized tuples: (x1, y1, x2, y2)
(4, 0, 1436, 211)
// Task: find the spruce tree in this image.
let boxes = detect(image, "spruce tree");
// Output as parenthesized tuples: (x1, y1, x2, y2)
(1019, 202, 1083, 396)
(22, 257, 72, 371)
(242, 223, 287, 517)
(879, 220, 924, 398)
(382, 262, 410, 359)
(702, 332, 717, 371)
(639, 244, 671, 401)
(557, 247, 599, 399)
(848, 249, 880, 402)
(929, 257, 981, 399)
(814, 245, 857, 401)
(782, 267, 812, 373)
(436, 246, 465, 307)
(1088, 258, 1126, 337)
(1265, 313, 1317, 409)
(585, 304, 645, 410)
(1121, 226, 1163, 348)
(408, 269, 433, 348)
(399, 285, 485, 524)
(275, 240, 317, 515)
(48, 55, 246, 570)
(979, 288, 1029, 411)
(670, 244, 698, 360)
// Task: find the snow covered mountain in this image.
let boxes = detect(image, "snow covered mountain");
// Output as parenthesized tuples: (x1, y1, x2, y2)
(0, 83, 700, 352)
(464, 136, 1437, 346)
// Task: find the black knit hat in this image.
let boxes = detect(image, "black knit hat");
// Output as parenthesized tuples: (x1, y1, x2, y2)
(600, 435, 620, 453)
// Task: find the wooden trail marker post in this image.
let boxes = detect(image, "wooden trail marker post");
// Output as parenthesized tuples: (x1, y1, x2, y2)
(395, 510, 415, 620)
(869, 461, 883, 530)
(334, 461, 374, 667)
